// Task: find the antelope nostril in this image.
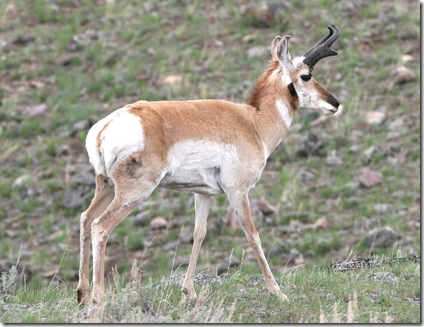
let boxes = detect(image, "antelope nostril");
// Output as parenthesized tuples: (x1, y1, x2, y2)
(328, 94, 339, 108)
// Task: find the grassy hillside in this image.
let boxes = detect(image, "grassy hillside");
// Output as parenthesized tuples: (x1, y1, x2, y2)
(0, 0, 420, 323)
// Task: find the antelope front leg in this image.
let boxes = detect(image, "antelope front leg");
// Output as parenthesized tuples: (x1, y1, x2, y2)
(228, 191, 288, 301)
(182, 194, 212, 300)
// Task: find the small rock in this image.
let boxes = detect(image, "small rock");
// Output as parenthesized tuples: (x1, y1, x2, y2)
(29, 80, 45, 89)
(161, 75, 182, 85)
(179, 226, 194, 244)
(389, 66, 415, 88)
(361, 145, 381, 162)
(217, 257, 240, 275)
(401, 54, 414, 63)
(172, 255, 190, 268)
(150, 217, 168, 230)
(280, 248, 304, 266)
(249, 275, 262, 285)
(388, 118, 404, 131)
(366, 111, 385, 125)
(240, 1, 290, 28)
(358, 167, 383, 188)
(13, 175, 31, 188)
(296, 133, 326, 157)
(63, 166, 95, 208)
(194, 273, 222, 284)
(247, 46, 268, 58)
(335, 72, 344, 81)
(374, 203, 392, 215)
(12, 34, 35, 46)
(55, 54, 80, 66)
(326, 152, 343, 166)
(310, 217, 329, 230)
(237, 283, 246, 293)
(67, 35, 83, 51)
(364, 226, 398, 248)
(257, 198, 277, 216)
(69, 119, 93, 137)
(20, 103, 48, 117)
(369, 272, 398, 283)
(133, 211, 150, 226)
(163, 241, 178, 251)
(243, 33, 256, 43)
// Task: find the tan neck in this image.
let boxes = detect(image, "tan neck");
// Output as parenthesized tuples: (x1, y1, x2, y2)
(248, 61, 297, 157)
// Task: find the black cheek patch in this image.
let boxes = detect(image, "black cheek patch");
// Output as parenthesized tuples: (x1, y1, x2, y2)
(288, 83, 298, 98)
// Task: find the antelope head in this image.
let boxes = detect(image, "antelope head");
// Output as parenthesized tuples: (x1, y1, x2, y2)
(272, 24, 340, 115)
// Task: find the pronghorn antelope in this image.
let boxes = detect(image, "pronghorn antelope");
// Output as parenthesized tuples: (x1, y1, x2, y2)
(77, 25, 341, 304)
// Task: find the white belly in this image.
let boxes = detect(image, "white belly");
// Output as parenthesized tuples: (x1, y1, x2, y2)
(159, 140, 239, 195)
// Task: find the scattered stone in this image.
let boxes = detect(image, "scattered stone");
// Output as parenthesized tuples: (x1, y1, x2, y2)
(240, 1, 291, 28)
(69, 119, 93, 137)
(257, 197, 277, 216)
(369, 272, 398, 283)
(366, 111, 385, 125)
(298, 168, 316, 181)
(358, 167, 383, 188)
(12, 34, 35, 46)
(280, 248, 304, 266)
(401, 54, 414, 63)
(249, 275, 262, 285)
(161, 75, 182, 85)
(163, 241, 178, 251)
(364, 226, 398, 248)
(242, 33, 256, 43)
(296, 133, 326, 157)
(67, 35, 83, 51)
(326, 151, 343, 166)
(172, 255, 190, 268)
(55, 53, 80, 66)
(63, 166, 95, 208)
(150, 216, 168, 230)
(29, 80, 45, 89)
(361, 145, 382, 163)
(247, 46, 268, 58)
(388, 118, 404, 131)
(133, 211, 150, 227)
(194, 273, 222, 284)
(13, 175, 31, 188)
(306, 217, 329, 230)
(217, 256, 240, 275)
(19, 103, 48, 117)
(389, 66, 415, 88)
(237, 283, 246, 293)
(179, 226, 194, 244)
(374, 203, 392, 215)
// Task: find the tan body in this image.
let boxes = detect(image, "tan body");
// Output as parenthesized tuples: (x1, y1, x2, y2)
(77, 26, 341, 304)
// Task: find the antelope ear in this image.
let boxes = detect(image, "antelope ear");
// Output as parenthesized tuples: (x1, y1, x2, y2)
(271, 36, 282, 61)
(276, 36, 293, 67)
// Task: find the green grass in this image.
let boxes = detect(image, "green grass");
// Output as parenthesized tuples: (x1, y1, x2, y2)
(0, 257, 419, 323)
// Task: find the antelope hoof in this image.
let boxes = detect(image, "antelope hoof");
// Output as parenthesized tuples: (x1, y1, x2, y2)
(182, 286, 197, 301)
(275, 291, 289, 301)
(77, 288, 89, 305)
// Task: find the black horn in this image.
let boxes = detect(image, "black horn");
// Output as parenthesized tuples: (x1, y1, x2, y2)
(303, 24, 340, 68)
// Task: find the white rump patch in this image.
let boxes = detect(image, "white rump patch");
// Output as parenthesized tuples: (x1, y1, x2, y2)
(276, 99, 293, 128)
(86, 108, 144, 176)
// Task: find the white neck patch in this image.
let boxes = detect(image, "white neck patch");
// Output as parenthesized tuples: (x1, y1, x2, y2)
(276, 99, 293, 128)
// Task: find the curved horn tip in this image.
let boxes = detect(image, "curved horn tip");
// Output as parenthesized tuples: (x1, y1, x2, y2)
(329, 24, 340, 33)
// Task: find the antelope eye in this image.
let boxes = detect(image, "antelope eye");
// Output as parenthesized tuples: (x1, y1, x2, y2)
(301, 74, 312, 82)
